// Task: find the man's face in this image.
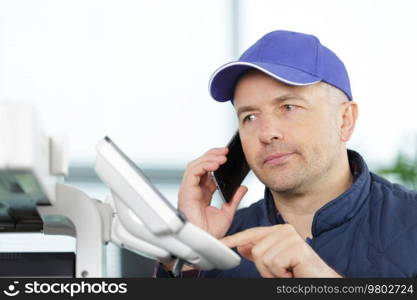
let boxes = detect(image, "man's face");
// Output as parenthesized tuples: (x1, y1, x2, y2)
(234, 71, 344, 194)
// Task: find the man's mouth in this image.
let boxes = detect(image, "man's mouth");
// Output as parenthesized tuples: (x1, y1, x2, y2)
(263, 152, 295, 166)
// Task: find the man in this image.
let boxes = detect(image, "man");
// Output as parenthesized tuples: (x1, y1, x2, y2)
(156, 30, 417, 277)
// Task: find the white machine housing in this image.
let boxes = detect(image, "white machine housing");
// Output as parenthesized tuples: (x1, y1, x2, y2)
(0, 104, 68, 205)
(0, 103, 241, 277)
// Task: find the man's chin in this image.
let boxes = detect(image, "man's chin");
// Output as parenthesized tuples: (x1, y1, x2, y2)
(255, 173, 297, 192)
(253, 161, 303, 187)
(267, 180, 302, 194)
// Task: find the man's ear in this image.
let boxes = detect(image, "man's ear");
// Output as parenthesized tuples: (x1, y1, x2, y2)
(339, 101, 358, 142)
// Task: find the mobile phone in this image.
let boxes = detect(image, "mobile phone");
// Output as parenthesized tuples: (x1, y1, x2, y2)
(211, 131, 250, 203)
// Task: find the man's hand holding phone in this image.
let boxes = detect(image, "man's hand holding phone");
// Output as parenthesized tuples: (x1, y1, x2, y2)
(178, 147, 248, 239)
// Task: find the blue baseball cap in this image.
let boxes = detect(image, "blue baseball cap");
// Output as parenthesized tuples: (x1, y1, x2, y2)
(209, 30, 352, 102)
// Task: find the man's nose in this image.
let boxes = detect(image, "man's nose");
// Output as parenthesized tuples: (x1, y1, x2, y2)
(258, 117, 284, 144)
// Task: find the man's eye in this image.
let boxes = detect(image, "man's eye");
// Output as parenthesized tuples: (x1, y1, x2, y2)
(283, 104, 296, 111)
(243, 114, 257, 122)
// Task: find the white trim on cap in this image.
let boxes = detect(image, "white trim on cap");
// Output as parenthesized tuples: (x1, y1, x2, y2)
(208, 61, 321, 101)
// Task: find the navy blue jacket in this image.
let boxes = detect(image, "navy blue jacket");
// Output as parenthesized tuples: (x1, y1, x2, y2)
(157, 150, 417, 278)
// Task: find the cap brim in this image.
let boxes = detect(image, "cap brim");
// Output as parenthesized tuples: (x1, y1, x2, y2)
(209, 61, 321, 102)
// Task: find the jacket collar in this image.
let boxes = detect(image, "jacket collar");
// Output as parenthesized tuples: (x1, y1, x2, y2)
(264, 150, 371, 236)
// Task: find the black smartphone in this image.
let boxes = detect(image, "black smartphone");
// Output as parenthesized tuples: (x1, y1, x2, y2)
(211, 131, 250, 203)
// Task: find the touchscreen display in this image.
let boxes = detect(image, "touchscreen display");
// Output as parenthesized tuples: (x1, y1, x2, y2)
(103, 136, 179, 213)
